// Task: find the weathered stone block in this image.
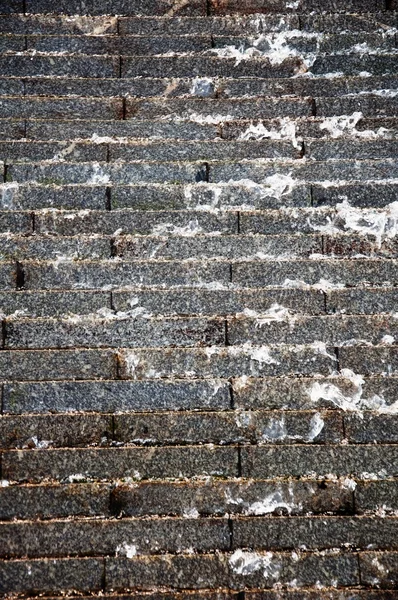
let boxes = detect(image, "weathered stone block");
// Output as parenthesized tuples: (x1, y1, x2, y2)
(2, 446, 239, 482)
(0, 558, 103, 594)
(0, 349, 116, 381)
(0, 483, 111, 520)
(3, 380, 230, 414)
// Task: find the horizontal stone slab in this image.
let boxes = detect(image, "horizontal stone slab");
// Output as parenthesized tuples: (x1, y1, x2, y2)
(34, 210, 237, 236)
(111, 477, 353, 517)
(233, 376, 398, 411)
(328, 288, 398, 315)
(0, 262, 23, 290)
(112, 287, 325, 316)
(356, 480, 398, 514)
(228, 315, 398, 347)
(233, 516, 398, 550)
(26, 118, 218, 140)
(307, 140, 398, 161)
(113, 410, 342, 445)
(0, 118, 25, 139)
(22, 260, 231, 289)
(210, 158, 398, 183)
(316, 95, 398, 118)
(209, 0, 380, 13)
(241, 445, 398, 478)
(345, 413, 398, 443)
(0, 141, 107, 163)
(312, 182, 398, 209)
(24, 34, 212, 55)
(0, 413, 112, 449)
(0, 518, 230, 558)
(0, 211, 31, 234)
(232, 259, 398, 287)
(3, 380, 230, 414)
(2, 446, 239, 482)
(5, 316, 225, 349)
(105, 552, 359, 590)
(7, 161, 208, 185)
(0, 483, 111, 520)
(0, 558, 103, 595)
(112, 182, 310, 211)
(125, 97, 313, 120)
(0, 290, 110, 317)
(118, 346, 335, 379)
(0, 97, 124, 119)
(24, 0, 207, 15)
(221, 76, 398, 101)
(0, 235, 111, 261)
(300, 12, 398, 33)
(119, 14, 299, 35)
(112, 234, 320, 260)
(0, 55, 120, 78)
(0, 184, 108, 210)
(122, 56, 304, 79)
(339, 346, 398, 375)
(310, 55, 398, 77)
(0, 14, 118, 35)
(0, 349, 117, 381)
(108, 140, 299, 162)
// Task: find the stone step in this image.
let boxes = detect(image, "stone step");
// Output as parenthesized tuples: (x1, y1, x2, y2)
(3, 514, 398, 559)
(5, 257, 396, 290)
(0, 409, 343, 449)
(0, 286, 395, 319)
(3, 180, 397, 212)
(3, 307, 398, 350)
(0, 140, 301, 163)
(0, 478, 355, 520)
(0, 287, 325, 318)
(1, 31, 396, 57)
(7, 158, 398, 186)
(3, 374, 396, 413)
(3, 551, 396, 594)
(0, 97, 123, 119)
(2, 445, 397, 484)
(1, 137, 397, 163)
(0, 552, 387, 593)
(1, 74, 395, 100)
(1, 12, 394, 37)
(0, 235, 111, 261)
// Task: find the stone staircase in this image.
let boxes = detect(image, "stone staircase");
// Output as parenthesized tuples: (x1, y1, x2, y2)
(1, 0, 398, 597)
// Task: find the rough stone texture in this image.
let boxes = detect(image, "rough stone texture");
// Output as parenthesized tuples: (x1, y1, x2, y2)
(3, 380, 230, 414)
(2, 447, 239, 482)
(0, 558, 104, 594)
(0, 414, 113, 449)
(356, 480, 398, 514)
(0, 349, 117, 381)
(0, 483, 112, 520)
(2, 2, 398, 597)
(112, 288, 325, 316)
(0, 518, 230, 558)
(241, 446, 398, 479)
(110, 478, 354, 517)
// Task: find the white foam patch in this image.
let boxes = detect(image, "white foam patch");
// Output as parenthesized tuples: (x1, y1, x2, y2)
(319, 112, 392, 139)
(87, 162, 110, 184)
(210, 30, 321, 71)
(229, 549, 280, 579)
(115, 542, 137, 558)
(0, 182, 19, 209)
(261, 413, 324, 442)
(238, 304, 298, 329)
(239, 117, 301, 149)
(308, 369, 398, 413)
(151, 219, 206, 236)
